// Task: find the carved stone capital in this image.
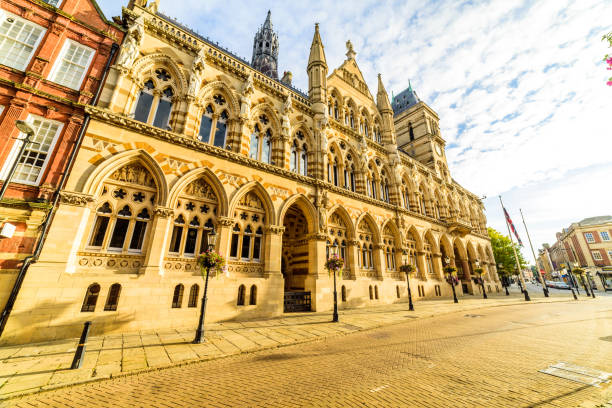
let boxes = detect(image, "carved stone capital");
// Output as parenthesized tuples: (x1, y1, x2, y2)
(153, 206, 174, 218)
(308, 233, 329, 242)
(347, 239, 360, 246)
(265, 225, 285, 235)
(373, 244, 385, 250)
(217, 216, 234, 227)
(59, 191, 94, 207)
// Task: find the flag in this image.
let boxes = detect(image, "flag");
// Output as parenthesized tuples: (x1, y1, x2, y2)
(503, 207, 524, 246)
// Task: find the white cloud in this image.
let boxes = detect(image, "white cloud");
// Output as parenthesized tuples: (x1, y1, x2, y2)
(99, 0, 612, 261)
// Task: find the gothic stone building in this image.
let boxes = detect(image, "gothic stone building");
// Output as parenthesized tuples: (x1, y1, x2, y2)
(0, 0, 500, 345)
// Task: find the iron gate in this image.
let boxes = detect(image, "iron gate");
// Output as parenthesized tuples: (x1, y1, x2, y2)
(284, 291, 311, 312)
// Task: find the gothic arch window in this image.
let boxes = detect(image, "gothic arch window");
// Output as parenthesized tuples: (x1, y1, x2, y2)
(369, 285, 373, 299)
(334, 101, 339, 120)
(81, 283, 100, 312)
(86, 163, 155, 254)
(380, 170, 390, 203)
(341, 285, 347, 302)
(409, 122, 415, 142)
(366, 164, 377, 199)
(349, 111, 355, 129)
(424, 236, 435, 276)
(396, 285, 400, 298)
(168, 177, 219, 258)
(249, 115, 272, 164)
(382, 226, 397, 271)
(418, 186, 427, 215)
(237, 284, 246, 306)
(374, 120, 382, 143)
(344, 154, 356, 192)
(134, 69, 176, 130)
(290, 130, 309, 176)
(359, 119, 364, 134)
(188, 284, 199, 307)
(104, 283, 121, 311)
(198, 94, 229, 148)
(405, 230, 418, 273)
(332, 158, 339, 186)
(364, 120, 369, 138)
(230, 192, 266, 263)
(172, 284, 184, 308)
(401, 179, 414, 211)
(374, 285, 379, 299)
(249, 285, 257, 305)
(358, 219, 375, 271)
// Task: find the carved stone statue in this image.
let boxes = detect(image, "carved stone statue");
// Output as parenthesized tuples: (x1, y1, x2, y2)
(360, 134, 368, 152)
(316, 191, 329, 232)
(280, 94, 293, 139)
(346, 40, 356, 60)
(117, 16, 144, 69)
(240, 73, 255, 118)
(188, 48, 206, 97)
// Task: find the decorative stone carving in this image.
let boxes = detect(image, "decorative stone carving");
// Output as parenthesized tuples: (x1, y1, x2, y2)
(315, 190, 329, 233)
(240, 73, 254, 118)
(280, 93, 293, 139)
(184, 178, 216, 200)
(110, 163, 155, 187)
(227, 261, 264, 277)
(153, 206, 174, 218)
(265, 225, 285, 235)
(59, 191, 94, 207)
(116, 16, 144, 69)
(188, 48, 206, 97)
(217, 216, 234, 227)
(238, 192, 264, 210)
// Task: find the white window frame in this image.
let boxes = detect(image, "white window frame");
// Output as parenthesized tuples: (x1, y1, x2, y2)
(42, 0, 63, 7)
(0, 10, 46, 71)
(48, 39, 95, 90)
(592, 251, 603, 261)
(584, 232, 595, 243)
(0, 114, 63, 186)
(600, 231, 610, 241)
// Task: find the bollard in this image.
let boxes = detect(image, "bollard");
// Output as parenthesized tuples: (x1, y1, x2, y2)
(71, 321, 91, 369)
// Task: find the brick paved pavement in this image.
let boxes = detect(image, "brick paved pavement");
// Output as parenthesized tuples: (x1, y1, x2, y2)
(0, 289, 571, 400)
(2, 294, 611, 407)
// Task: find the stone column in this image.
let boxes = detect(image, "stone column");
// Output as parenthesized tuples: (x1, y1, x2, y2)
(263, 225, 284, 277)
(182, 96, 199, 138)
(215, 216, 234, 259)
(373, 243, 385, 280)
(141, 206, 174, 276)
(432, 253, 444, 280)
(416, 250, 427, 280)
(307, 233, 328, 312)
(346, 239, 360, 280)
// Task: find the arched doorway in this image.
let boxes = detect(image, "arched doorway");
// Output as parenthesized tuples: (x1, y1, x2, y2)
(281, 203, 313, 311)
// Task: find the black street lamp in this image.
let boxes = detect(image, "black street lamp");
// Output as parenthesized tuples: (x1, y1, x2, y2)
(444, 256, 458, 303)
(330, 241, 339, 323)
(402, 250, 414, 311)
(193, 227, 217, 344)
(498, 263, 509, 296)
(0, 121, 37, 201)
(475, 260, 487, 299)
(562, 261, 578, 301)
(587, 272, 596, 298)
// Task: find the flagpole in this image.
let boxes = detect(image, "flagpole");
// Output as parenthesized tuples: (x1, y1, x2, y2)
(499, 196, 530, 301)
(520, 208, 549, 297)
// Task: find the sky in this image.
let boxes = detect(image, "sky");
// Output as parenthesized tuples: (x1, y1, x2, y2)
(99, 0, 612, 265)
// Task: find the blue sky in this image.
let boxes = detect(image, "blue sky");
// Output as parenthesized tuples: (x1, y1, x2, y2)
(99, 0, 612, 264)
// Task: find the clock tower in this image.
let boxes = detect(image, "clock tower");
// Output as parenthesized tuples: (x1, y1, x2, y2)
(392, 82, 450, 182)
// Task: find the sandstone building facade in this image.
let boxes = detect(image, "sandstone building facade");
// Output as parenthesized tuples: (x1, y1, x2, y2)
(0, 0, 500, 344)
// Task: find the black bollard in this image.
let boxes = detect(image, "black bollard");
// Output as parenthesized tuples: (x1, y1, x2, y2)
(71, 321, 91, 369)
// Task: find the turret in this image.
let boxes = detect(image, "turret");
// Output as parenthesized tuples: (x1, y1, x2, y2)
(377, 74, 396, 144)
(307, 23, 328, 109)
(251, 11, 279, 78)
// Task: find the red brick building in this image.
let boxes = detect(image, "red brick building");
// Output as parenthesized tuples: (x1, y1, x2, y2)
(0, 0, 123, 304)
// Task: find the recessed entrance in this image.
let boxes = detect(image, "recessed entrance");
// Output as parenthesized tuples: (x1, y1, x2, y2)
(281, 203, 313, 312)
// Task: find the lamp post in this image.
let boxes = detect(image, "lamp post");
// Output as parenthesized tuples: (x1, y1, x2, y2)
(574, 266, 593, 298)
(193, 227, 217, 344)
(402, 250, 414, 311)
(330, 242, 339, 323)
(444, 256, 458, 303)
(586, 272, 596, 298)
(561, 261, 578, 301)
(475, 260, 487, 299)
(499, 263, 509, 296)
(0, 121, 37, 201)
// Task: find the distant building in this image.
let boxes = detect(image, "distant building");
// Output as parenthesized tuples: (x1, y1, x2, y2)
(540, 215, 612, 291)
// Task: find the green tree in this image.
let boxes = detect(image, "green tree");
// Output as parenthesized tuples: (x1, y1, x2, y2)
(488, 227, 527, 277)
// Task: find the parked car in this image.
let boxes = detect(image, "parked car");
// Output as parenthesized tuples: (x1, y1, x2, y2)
(546, 281, 570, 289)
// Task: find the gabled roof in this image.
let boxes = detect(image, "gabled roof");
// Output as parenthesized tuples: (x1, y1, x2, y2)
(328, 56, 374, 102)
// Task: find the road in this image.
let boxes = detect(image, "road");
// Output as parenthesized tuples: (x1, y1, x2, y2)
(6, 299, 612, 408)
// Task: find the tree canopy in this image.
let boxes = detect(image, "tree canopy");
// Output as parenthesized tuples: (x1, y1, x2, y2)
(488, 227, 527, 276)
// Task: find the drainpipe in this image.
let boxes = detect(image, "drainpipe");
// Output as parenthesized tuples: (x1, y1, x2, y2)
(0, 43, 120, 337)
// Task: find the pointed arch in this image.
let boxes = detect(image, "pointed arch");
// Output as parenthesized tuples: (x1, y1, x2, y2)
(453, 237, 467, 259)
(228, 181, 275, 226)
(131, 53, 188, 95)
(327, 205, 356, 240)
(440, 234, 453, 257)
(278, 194, 317, 234)
(250, 102, 281, 134)
(423, 229, 438, 253)
(83, 149, 168, 205)
(355, 212, 381, 244)
(466, 240, 478, 260)
(381, 219, 401, 246)
(406, 225, 424, 251)
(199, 80, 240, 118)
(168, 167, 228, 217)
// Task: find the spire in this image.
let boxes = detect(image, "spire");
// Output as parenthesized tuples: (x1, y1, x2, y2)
(377, 73, 392, 112)
(263, 10, 272, 30)
(308, 23, 327, 70)
(251, 10, 279, 78)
